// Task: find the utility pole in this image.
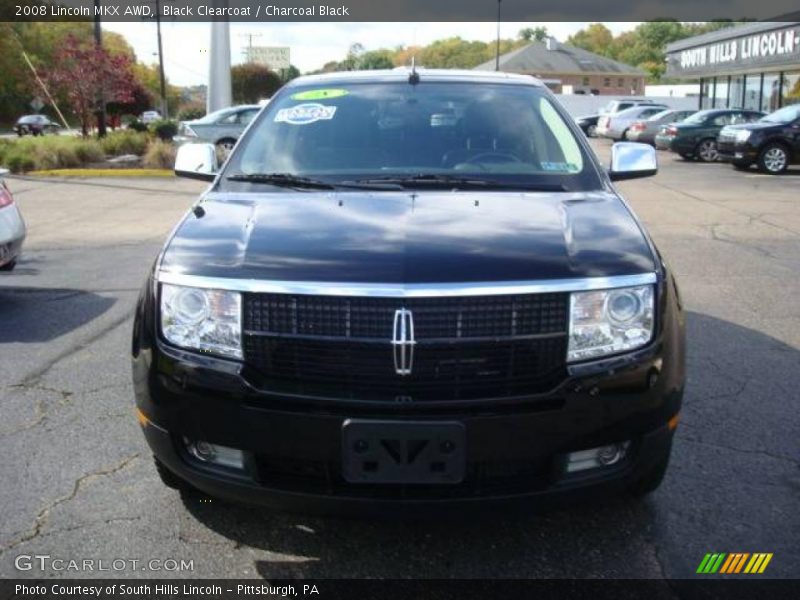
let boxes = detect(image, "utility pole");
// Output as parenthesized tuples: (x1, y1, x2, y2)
(207, 4, 232, 113)
(239, 32, 262, 63)
(155, 0, 168, 117)
(495, 0, 502, 71)
(94, 0, 107, 136)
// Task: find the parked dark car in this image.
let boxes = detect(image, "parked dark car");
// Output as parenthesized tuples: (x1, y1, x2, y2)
(717, 104, 800, 174)
(656, 108, 764, 162)
(575, 114, 600, 137)
(133, 69, 685, 514)
(13, 114, 60, 136)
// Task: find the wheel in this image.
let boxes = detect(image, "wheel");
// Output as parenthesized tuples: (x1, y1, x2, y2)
(586, 124, 597, 137)
(621, 129, 630, 140)
(757, 142, 789, 174)
(154, 456, 194, 492)
(627, 447, 671, 497)
(0, 259, 17, 271)
(695, 139, 719, 162)
(215, 138, 237, 162)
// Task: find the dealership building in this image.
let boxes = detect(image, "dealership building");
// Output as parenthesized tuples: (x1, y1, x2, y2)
(665, 21, 800, 112)
(475, 38, 646, 95)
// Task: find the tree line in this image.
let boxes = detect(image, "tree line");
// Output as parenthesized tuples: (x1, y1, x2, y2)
(313, 21, 743, 81)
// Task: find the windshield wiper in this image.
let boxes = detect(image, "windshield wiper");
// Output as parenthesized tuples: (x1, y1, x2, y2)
(227, 172, 404, 191)
(226, 173, 336, 189)
(350, 174, 567, 191)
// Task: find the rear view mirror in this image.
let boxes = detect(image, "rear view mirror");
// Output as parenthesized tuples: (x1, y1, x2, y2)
(608, 142, 658, 181)
(174, 143, 218, 181)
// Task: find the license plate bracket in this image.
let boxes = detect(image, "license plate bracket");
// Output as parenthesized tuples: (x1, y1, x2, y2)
(342, 420, 465, 484)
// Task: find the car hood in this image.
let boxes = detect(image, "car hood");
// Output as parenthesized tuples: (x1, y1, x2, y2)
(159, 190, 656, 284)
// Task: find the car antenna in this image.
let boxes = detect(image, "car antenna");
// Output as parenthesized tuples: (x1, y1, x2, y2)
(408, 57, 420, 85)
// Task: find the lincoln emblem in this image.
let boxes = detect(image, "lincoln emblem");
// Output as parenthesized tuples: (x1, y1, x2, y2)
(391, 308, 415, 376)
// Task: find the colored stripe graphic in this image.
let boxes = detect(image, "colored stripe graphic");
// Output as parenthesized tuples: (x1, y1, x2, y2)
(701, 552, 774, 575)
(697, 553, 728, 574)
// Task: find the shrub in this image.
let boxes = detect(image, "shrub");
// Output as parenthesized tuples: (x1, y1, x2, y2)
(143, 140, 176, 168)
(5, 149, 36, 173)
(149, 119, 178, 141)
(72, 138, 105, 163)
(127, 119, 148, 132)
(178, 105, 205, 121)
(101, 130, 149, 157)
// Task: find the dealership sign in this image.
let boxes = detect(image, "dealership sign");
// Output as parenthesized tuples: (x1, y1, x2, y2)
(667, 25, 800, 77)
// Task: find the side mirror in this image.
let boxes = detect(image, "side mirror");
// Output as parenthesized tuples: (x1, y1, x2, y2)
(608, 142, 658, 181)
(174, 143, 218, 181)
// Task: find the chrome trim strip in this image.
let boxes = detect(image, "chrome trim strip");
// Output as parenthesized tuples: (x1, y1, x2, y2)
(156, 272, 657, 297)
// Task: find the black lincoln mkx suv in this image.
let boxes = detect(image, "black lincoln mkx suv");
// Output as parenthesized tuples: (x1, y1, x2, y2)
(132, 69, 686, 514)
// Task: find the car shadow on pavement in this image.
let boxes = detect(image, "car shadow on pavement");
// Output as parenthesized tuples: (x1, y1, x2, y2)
(0, 287, 115, 343)
(176, 311, 799, 578)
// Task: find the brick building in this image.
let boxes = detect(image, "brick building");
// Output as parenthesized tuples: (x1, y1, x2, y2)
(474, 37, 646, 95)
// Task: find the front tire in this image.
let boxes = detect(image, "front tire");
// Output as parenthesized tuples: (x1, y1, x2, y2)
(215, 138, 237, 162)
(757, 143, 789, 174)
(0, 259, 17, 271)
(586, 124, 597, 138)
(695, 139, 719, 163)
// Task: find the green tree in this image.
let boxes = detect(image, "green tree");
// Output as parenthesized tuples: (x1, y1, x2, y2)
(231, 63, 282, 103)
(518, 26, 548, 42)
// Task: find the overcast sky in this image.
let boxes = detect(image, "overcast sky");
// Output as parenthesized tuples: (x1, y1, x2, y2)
(103, 22, 639, 86)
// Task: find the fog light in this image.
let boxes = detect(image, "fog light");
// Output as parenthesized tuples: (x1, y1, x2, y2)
(185, 439, 244, 470)
(566, 442, 629, 473)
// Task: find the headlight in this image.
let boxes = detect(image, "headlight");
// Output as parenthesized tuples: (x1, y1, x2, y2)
(734, 129, 752, 142)
(160, 284, 242, 359)
(568, 285, 654, 362)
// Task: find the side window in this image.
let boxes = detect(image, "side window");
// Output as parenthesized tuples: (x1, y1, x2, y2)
(617, 102, 632, 111)
(239, 109, 259, 125)
(640, 108, 660, 118)
(219, 113, 238, 124)
(713, 114, 732, 126)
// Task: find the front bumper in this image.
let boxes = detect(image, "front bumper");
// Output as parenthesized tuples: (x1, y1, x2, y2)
(717, 140, 758, 164)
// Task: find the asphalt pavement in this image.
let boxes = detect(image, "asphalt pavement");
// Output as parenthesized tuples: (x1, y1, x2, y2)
(0, 147, 798, 580)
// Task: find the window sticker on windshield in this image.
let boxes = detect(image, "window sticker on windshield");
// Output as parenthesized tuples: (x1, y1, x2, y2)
(541, 161, 579, 172)
(290, 89, 349, 101)
(274, 103, 337, 125)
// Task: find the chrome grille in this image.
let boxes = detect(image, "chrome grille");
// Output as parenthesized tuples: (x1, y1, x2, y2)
(242, 292, 569, 401)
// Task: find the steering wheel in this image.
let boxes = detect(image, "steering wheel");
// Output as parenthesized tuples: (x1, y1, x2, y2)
(456, 152, 522, 170)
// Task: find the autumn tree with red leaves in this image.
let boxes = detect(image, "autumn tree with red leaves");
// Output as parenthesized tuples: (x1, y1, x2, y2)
(45, 35, 137, 136)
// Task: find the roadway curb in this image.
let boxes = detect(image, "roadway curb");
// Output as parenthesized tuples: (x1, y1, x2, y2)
(27, 168, 174, 177)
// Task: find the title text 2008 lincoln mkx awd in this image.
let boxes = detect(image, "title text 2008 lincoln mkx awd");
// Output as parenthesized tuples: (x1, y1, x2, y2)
(132, 69, 685, 513)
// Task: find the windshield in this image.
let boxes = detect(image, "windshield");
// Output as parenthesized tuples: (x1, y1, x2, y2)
(647, 109, 673, 122)
(224, 81, 599, 191)
(683, 110, 714, 125)
(760, 105, 800, 124)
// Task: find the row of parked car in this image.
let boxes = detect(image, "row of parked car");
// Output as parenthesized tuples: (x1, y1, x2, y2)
(576, 100, 800, 174)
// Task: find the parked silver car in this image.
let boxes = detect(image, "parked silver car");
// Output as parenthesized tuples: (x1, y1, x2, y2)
(625, 109, 696, 145)
(0, 170, 26, 271)
(174, 105, 261, 159)
(597, 105, 668, 140)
